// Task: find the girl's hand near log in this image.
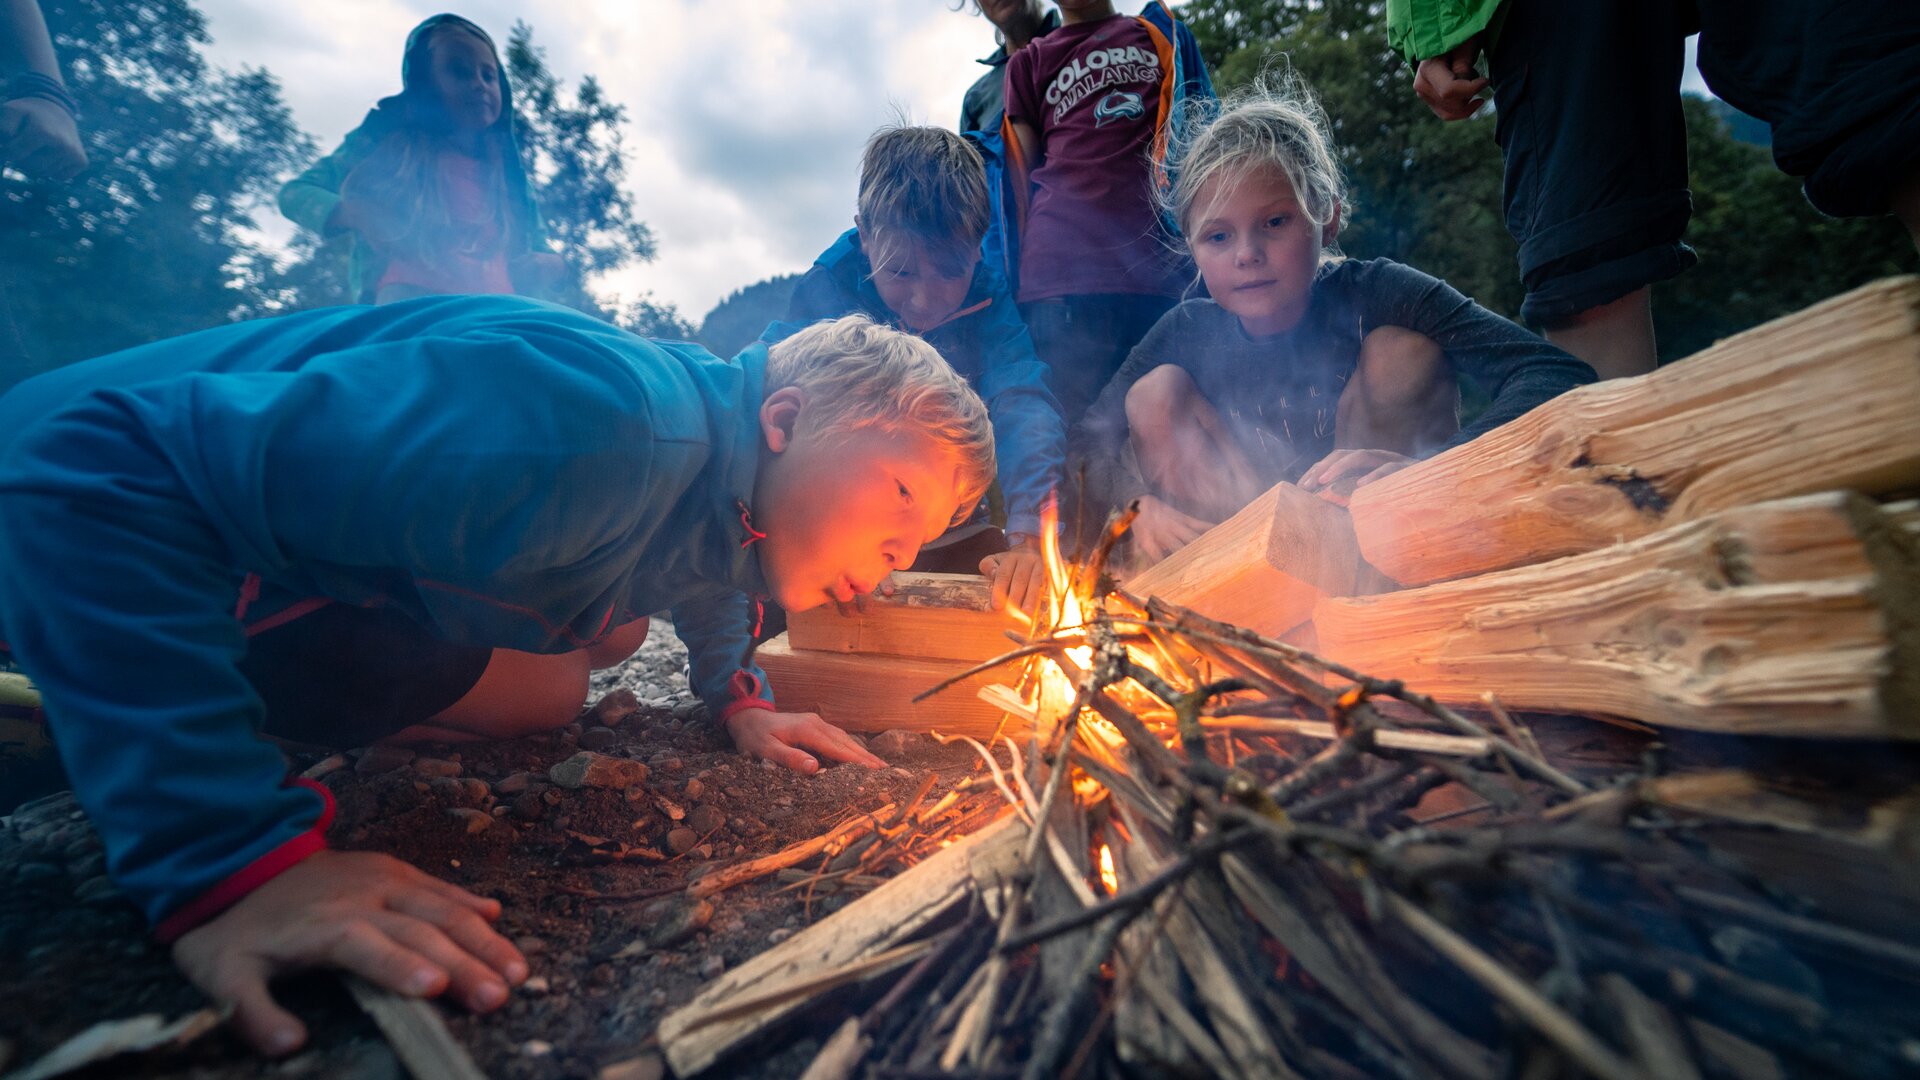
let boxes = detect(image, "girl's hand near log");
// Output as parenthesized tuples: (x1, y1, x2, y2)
(980, 534, 1047, 614)
(1299, 448, 1416, 506)
(726, 706, 885, 773)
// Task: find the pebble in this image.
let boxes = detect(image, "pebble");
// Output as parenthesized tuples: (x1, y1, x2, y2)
(549, 751, 650, 790)
(299, 753, 348, 780)
(687, 804, 726, 835)
(74, 875, 123, 905)
(599, 1052, 665, 1080)
(522, 1039, 554, 1057)
(355, 745, 414, 775)
(521, 975, 550, 995)
(512, 793, 548, 822)
(14, 861, 62, 884)
(515, 935, 548, 956)
(870, 729, 927, 760)
(448, 808, 492, 834)
(65, 851, 106, 881)
(767, 927, 794, 944)
(585, 688, 640, 728)
(654, 795, 686, 821)
(715, 916, 747, 936)
(692, 844, 713, 861)
(671, 699, 708, 723)
(412, 757, 462, 778)
(578, 726, 618, 752)
(683, 778, 706, 800)
(495, 771, 535, 796)
(665, 827, 698, 855)
(641, 897, 714, 950)
(697, 954, 726, 979)
(648, 753, 683, 771)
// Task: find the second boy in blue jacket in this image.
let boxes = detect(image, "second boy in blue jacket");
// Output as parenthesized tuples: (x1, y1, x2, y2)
(770, 126, 1065, 610)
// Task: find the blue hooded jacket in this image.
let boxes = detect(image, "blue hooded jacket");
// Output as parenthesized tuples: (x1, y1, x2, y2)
(0, 295, 770, 935)
(767, 228, 1064, 538)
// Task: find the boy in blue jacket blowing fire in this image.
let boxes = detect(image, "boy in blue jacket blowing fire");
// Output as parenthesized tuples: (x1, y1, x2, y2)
(0, 301, 994, 1055)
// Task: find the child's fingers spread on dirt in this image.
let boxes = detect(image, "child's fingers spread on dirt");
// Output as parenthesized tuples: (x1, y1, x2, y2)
(316, 920, 448, 998)
(412, 871, 505, 919)
(370, 913, 510, 1011)
(189, 954, 306, 1057)
(383, 892, 527, 983)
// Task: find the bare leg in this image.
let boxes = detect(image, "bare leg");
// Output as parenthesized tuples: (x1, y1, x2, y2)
(385, 619, 651, 744)
(1543, 286, 1656, 381)
(1125, 364, 1268, 521)
(1892, 165, 1920, 251)
(1334, 326, 1459, 455)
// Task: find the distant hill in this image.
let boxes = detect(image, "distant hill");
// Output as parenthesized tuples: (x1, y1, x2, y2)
(1708, 97, 1771, 147)
(697, 273, 804, 358)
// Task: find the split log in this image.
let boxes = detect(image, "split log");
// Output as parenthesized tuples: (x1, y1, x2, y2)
(1126, 480, 1391, 637)
(659, 815, 1020, 1076)
(757, 632, 1013, 738)
(787, 572, 1019, 662)
(1314, 492, 1920, 737)
(1350, 275, 1920, 585)
(344, 975, 486, 1080)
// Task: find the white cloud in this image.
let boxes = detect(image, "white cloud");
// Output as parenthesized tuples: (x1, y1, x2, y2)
(194, 0, 994, 323)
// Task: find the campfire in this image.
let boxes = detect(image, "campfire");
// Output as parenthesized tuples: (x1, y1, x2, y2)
(659, 278, 1920, 1079)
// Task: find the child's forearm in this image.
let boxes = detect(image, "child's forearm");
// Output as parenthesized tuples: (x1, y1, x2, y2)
(0, 0, 62, 80)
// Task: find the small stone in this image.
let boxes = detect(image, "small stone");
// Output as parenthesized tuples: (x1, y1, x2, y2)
(870, 729, 927, 760)
(494, 771, 535, 796)
(461, 777, 491, 805)
(687, 804, 726, 835)
(74, 875, 124, 905)
(887, 766, 914, 781)
(299, 753, 348, 780)
(715, 915, 747, 936)
(355, 745, 414, 774)
(578, 726, 618, 752)
(671, 699, 708, 723)
(515, 935, 548, 955)
(412, 757, 462, 778)
(767, 927, 794, 944)
(15, 861, 62, 884)
(692, 844, 713, 861)
(512, 793, 548, 822)
(647, 988, 670, 1009)
(599, 1052, 666, 1080)
(640, 896, 714, 950)
(552, 815, 572, 832)
(522, 975, 550, 995)
(522, 1039, 554, 1057)
(697, 954, 726, 979)
(666, 827, 698, 855)
(549, 751, 650, 790)
(587, 963, 618, 988)
(65, 850, 106, 881)
(654, 795, 686, 821)
(565, 723, 583, 737)
(449, 808, 492, 834)
(683, 778, 706, 800)
(585, 688, 640, 727)
(492, 805, 511, 817)
(774, 795, 795, 808)
(647, 752, 683, 770)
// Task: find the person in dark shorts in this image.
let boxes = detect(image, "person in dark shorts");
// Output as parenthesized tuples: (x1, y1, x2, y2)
(1391, 0, 1920, 380)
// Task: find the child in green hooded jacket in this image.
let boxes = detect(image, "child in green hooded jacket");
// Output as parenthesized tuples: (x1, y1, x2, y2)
(278, 14, 565, 304)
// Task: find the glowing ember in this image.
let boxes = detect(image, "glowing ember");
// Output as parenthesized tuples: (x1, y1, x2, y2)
(1097, 843, 1118, 894)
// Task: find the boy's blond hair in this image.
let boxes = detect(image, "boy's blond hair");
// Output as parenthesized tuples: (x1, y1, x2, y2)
(766, 315, 997, 523)
(856, 125, 990, 279)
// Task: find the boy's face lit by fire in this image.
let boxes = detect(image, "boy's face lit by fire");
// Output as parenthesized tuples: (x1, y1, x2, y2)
(861, 229, 978, 333)
(751, 387, 970, 611)
(428, 28, 503, 133)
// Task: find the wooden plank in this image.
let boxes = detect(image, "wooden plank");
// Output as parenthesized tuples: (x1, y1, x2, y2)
(1350, 276, 1920, 585)
(344, 975, 486, 1080)
(758, 633, 1016, 739)
(1125, 481, 1391, 638)
(1315, 492, 1920, 738)
(786, 571, 1018, 662)
(659, 816, 1020, 1076)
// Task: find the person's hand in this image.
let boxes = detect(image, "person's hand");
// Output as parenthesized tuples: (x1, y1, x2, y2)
(1131, 495, 1213, 565)
(725, 706, 885, 773)
(1412, 36, 1488, 121)
(980, 538, 1047, 615)
(171, 849, 526, 1057)
(1298, 448, 1417, 506)
(0, 97, 87, 181)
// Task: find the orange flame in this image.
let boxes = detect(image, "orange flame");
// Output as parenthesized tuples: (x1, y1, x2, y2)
(1097, 843, 1118, 894)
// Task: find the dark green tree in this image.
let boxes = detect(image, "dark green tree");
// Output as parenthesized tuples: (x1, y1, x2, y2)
(697, 273, 803, 359)
(1, 0, 312, 378)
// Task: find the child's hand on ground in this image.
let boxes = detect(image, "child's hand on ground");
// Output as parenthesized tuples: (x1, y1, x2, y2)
(980, 538, 1047, 615)
(170, 849, 526, 1057)
(0, 97, 88, 181)
(1299, 449, 1416, 506)
(725, 706, 885, 773)
(1413, 36, 1488, 121)
(1131, 495, 1214, 565)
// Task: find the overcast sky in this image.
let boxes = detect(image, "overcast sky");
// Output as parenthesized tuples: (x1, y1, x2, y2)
(189, 3, 1711, 325)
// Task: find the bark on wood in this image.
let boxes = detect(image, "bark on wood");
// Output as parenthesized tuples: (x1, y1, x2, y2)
(659, 815, 1021, 1077)
(1350, 275, 1920, 585)
(1315, 492, 1920, 737)
(757, 632, 1014, 738)
(344, 975, 487, 1080)
(786, 572, 1018, 662)
(1125, 480, 1391, 637)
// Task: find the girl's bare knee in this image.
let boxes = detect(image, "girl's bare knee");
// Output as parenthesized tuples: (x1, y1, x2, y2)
(429, 649, 591, 740)
(586, 617, 650, 670)
(1124, 364, 1199, 440)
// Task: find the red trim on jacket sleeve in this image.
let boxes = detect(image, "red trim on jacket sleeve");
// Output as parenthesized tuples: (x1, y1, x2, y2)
(152, 777, 335, 944)
(717, 669, 773, 723)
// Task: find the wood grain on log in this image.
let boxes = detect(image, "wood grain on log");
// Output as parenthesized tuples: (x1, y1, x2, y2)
(1126, 480, 1390, 637)
(786, 572, 1017, 662)
(1315, 492, 1920, 737)
(757, 632, 1018, 739)
(1350, 276, 1920, 585)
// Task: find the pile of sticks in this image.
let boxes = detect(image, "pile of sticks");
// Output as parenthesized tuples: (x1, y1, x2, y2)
(659, 520, 1920, 1078)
